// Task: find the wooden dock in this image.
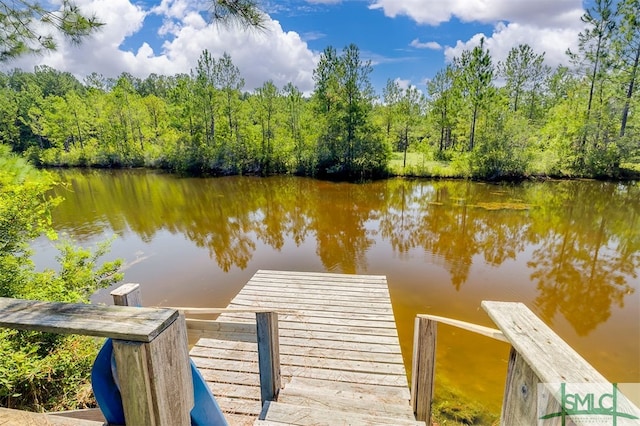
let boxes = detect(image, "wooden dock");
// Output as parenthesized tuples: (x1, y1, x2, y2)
(189, 270, 423, 425)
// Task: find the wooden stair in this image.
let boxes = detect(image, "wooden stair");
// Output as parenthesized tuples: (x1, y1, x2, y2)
(0, 408, 105, 426)
(193, 270, 420, 425)
(255, 377, 425, 425)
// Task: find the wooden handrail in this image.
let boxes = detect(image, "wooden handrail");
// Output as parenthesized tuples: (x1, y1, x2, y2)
(411, 303, 640, 426)
(0, 297, 177, 342)
(482, 301, 640, 425)
(411, 313, 506, 421)
(118, 284, 281, 407)
(0, 292, 193, 425)
(416, 314, 507, 342)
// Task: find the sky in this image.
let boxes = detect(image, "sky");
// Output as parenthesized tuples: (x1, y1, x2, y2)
(3, 0, 591, 95)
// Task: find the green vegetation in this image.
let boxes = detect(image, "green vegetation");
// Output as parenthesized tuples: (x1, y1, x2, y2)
(0, 0, 267, 414)
(0, 145, 123, 411)
(0, 0, 637, 418)
(0, 0, 636, 180)
(0, 0, 103, 60)
(0, 0, 265, 61)
(432, 378, 499, 425)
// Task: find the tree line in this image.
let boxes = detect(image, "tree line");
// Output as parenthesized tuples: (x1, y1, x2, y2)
(1, 0, 638, 180)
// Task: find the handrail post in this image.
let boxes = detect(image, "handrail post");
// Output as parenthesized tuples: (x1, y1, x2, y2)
(411, 316, 437, 423)
(110, 283, 194, 426)
(111, 283, 142, 307)
(256, 311, 281, 406)
(501, 346, 554, 425)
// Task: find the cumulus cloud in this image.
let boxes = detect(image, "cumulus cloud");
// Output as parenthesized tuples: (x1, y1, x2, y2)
(369, 0, 582, 27)
(371, 0, 585, 70)
(2, 0, 318, 92)
(409, 39, 442, 50)
(443, 22, 580, 68)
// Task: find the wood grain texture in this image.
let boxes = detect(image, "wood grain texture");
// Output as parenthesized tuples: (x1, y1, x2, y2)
(410, 317, 437, 423)
(0, 408, 104, 426)
(483, 301, 640, 426)
(259, 401, 424, 426)
(0, 297, 177, 342)
(110, 282, 192, 425)
(190, 270, 418, 425)
(482, 301, 608, 384)
(114, 315, 194, 426)
(256, 311, 281, 405)
(110, 283, 142, 307)
(417, 313, 506, 342)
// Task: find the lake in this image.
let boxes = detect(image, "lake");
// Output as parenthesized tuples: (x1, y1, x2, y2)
(33, 169, 640, 415)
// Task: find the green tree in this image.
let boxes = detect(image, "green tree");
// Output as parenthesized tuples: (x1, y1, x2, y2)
(32, 65, 84, 97)
(615, 0, 640, 137)
(427, 64, 459, 155)
(0, 0, 102, 60)
(194, 50, 218, 150)
(569, 0, 616, 119)
(215, 52, 244, 170)
(381, 79, 402, 143)
(167, 73, 201, 171)
(283, 82, 310, 173)
(0, 79, 21, 148)
(254, 80, 280, 174)
(64, 90, 89, 151)
(396, 85, 425, 167)
(498, 44, 550, 117)
(567, 0, 618, 172)
(313, 44, 388, 178)
(209, 0, 266, 28)
(7, 70, 46, 151)
(454, 38, 494, 151)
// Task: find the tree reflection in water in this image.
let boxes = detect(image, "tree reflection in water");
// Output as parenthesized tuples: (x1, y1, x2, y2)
(45, 170, 639, 410)
(51, 171, 638, 334)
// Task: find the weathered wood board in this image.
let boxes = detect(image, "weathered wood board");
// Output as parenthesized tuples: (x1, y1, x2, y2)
(0, 297, 177, 342)
(189, 270, 418, 425)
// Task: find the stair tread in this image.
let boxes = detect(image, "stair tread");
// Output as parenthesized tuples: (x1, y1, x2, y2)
(259, 401, 425, 426)
(282, 377, 410, 403)
(278, 385, 415, 419)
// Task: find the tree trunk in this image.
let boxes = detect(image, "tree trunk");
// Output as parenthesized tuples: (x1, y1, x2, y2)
(620, 42, 639, 137)
(469, 103, 478, 151)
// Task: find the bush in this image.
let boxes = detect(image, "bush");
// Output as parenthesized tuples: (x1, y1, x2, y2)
(0, 146, 123, 411)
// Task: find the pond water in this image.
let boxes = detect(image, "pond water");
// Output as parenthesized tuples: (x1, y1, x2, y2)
(33, 169, 640, 415)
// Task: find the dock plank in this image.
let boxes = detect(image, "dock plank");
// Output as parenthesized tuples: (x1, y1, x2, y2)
(190, 270, 416, 425)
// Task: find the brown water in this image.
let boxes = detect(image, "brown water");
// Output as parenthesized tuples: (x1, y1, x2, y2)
(34, 169, 640, 415)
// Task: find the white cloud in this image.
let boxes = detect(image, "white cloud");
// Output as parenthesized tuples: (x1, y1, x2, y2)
(409, 39, 442, 50)
(301, 31, 326, 42)
(2, 0, 318, 93)
(443, 22, 580, 69)
(371, 0, 584, 71)
(369, 0, 583, 27)
(394, 78, 411, 90)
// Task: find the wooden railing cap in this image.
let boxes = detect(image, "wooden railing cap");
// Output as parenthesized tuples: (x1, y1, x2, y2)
(0, 297, 178, 342)
(481, 300, 608, 384)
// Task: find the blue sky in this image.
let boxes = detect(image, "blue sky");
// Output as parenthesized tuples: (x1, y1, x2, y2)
(5, 0, 589, 96)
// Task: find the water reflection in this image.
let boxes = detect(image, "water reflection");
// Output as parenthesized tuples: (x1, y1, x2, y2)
(378, 180, 533, 290)
(43, 170, 640, 412)
(49, 170, 640, 333)
(526, 181, 639, 335)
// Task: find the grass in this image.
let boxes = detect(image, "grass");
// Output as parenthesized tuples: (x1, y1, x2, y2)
(431, 377, 500, 425)
(620, 162, 640, 174)
(389, 152, 640, 181)
(388, 152, 460, 178)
